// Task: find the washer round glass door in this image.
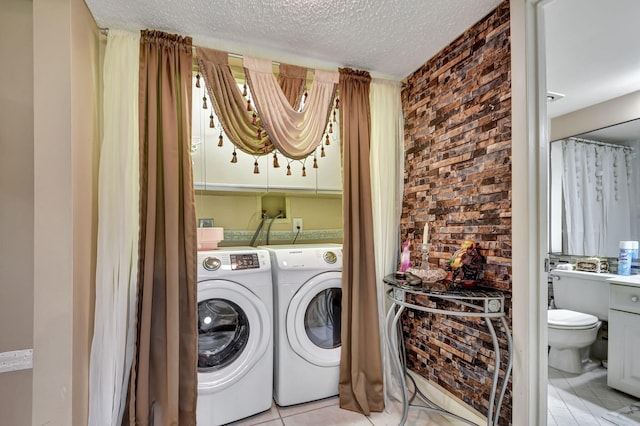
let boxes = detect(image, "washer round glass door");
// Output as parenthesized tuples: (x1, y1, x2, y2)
(197, 279, 270, 392)
(286, 271, 342, 367)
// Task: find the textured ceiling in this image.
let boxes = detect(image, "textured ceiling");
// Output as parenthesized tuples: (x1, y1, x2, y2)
(84, 0, 502, 80)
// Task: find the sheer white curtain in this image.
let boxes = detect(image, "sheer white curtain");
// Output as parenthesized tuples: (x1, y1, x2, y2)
(562, 138, 631, 257)
(370, 79, 404, 406)
(88, 30, 140, 426)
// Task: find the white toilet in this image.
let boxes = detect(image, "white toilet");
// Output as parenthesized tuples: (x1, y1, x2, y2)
(548, 269, 615, 374)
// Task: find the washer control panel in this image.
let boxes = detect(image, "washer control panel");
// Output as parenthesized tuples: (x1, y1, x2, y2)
(230, 253, 260, 270)
(199, 250, 269, 274)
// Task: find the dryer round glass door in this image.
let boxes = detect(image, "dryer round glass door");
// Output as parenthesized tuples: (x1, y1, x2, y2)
(197, 279, 271, 392)
(286, 271, 342, 367)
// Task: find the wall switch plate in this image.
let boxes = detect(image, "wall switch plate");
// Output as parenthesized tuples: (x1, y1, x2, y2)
(293, 218, 303, 232)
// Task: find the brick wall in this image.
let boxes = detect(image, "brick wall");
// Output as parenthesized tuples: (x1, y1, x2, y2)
(400, 1, 512, 423)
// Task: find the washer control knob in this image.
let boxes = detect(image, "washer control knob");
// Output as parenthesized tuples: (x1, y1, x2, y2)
(632, 295, 639, 303)
(323, 251, 337, 264)
(203, 256, 221, 271)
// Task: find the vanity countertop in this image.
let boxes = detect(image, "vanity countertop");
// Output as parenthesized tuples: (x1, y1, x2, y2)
(607, 275, 640, 287)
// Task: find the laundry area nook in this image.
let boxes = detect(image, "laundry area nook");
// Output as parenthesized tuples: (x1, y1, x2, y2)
(7, 0, 640, 425)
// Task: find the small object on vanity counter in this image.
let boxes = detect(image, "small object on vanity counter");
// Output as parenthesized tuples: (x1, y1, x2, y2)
(576, 257, 609, 273)
(618, 241, 634, 275)
(394, 270, 406, 279)
(554, 263, 576, 271)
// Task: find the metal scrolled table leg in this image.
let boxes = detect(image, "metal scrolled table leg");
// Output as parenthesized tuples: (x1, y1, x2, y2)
(385, 301, 409, 425)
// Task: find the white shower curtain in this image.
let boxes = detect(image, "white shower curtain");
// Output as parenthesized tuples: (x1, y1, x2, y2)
(370, 79, 404, 407)
(88, 30, 140, 426)
(562, 138, 631, 257)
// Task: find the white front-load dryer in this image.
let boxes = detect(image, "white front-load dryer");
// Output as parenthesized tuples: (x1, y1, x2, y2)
(259, 244, 343, 406)
(196, 248, 273, 426)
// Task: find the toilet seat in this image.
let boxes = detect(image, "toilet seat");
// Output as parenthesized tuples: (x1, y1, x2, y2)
(548, 309, 599, 330)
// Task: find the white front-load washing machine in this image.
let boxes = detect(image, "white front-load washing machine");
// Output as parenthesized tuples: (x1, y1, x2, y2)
(196, 248, 273, 425)
(259, 244, 343, 406)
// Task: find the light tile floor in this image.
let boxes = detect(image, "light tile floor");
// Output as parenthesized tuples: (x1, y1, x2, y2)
(548, 365, 639, 425)
(226, 365, 640, 426)
(227, 395, 471, 426)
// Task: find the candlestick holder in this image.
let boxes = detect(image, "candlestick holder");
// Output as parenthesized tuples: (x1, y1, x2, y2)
(420, 243, 430, 270)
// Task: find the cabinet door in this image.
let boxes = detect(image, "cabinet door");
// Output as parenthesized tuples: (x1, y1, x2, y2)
(608, 308, 640, 398)
(191, 75, 341, 193)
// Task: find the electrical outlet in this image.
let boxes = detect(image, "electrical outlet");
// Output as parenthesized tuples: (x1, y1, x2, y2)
(293, 218, 303, 232)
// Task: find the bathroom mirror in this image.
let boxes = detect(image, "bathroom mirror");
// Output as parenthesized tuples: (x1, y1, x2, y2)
(549, 118, 640, 257)
(544, 0, 640, 259)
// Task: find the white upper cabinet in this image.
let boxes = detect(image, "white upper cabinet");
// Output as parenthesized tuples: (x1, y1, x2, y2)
(190, 75, 342, 193)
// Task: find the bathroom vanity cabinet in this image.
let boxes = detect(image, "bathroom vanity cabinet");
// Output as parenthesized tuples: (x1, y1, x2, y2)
(608, 277, 640, 398)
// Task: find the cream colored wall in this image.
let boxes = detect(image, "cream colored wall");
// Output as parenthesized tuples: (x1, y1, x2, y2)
(70, 0, 101, 423)
(33, 0, 100, 425)
(0, 0, 34, 424)
(551, 90, 640, 141)
(195, 192, 343, 244)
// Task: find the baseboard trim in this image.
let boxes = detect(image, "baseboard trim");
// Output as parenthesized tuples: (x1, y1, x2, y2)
(407, 371, 487, 425)
(0, 349, 33, 373)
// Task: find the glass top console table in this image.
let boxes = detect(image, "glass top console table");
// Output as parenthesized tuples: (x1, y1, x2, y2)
(383, 274, 513, 426)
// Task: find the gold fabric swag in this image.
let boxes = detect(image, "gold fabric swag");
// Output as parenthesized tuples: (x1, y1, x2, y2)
(195, 46, 338, 160)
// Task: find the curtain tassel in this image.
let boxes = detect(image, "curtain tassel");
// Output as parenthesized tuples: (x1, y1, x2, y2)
(252, 112, 257, 126)
(302, 165, 306, 177)
(325, 134, 330, 145)
(218, 134, 224, 147)
(286, 164, 291, 176)
(202, 95, 208, 109)
(273, 152, 280, 168)
(328, 123, 333, 134)
(333, 110, 337, 123)
(313, 157, 318, 169)
(321, 146, 326, 157)
(257, 128, 262, 139)
(304, 91, 308, 104)
(195, 73, 201, 88)
(254, 160, 260, 174)
(247, 99, 252, 112)
(231, 149, 238, 163)
(335, 98, 340, 109)
(243, 83, 248, 97)
(209, 113, 215, 128)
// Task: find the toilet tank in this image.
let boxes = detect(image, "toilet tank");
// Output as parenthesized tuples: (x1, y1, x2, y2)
(550, 269, 616, 321)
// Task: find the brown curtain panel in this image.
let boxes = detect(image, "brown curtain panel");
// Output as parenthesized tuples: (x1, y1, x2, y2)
(277, 62, 307, 109)
(126, 30, 198, 426)
(338, 68, 384, 415)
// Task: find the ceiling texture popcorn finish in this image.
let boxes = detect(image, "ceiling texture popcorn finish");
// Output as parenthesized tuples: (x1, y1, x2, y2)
(84, 0, 502, 80)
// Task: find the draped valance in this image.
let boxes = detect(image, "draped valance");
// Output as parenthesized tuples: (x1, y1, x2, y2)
(244, 56, 338, 160)
(195, 47, 338, 162)
(196, 46, 273, 156)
